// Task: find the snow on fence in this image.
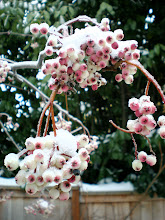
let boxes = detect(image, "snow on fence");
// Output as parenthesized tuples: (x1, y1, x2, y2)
(0, 178, 165, 220)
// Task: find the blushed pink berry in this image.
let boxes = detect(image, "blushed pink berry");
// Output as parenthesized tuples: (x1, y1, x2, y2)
(138, 151, 147, 162)
(115, 74, 123, 82)
(39, 23, 49, 35)
(146, 155, 157, 166)
(159, 126, 165, 139)
(111, 42, 119, 49)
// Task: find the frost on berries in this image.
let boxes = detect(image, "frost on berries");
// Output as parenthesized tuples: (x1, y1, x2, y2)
(29, 18, 141, 94)
(4, 124, 99, 200)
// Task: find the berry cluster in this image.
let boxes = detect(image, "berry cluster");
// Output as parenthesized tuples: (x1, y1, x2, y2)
(4, 129, 99, 200)
(127, 95, 157, 135)
(115, 62, 138, 84)
(157, 115, 165, 139)
(56, 117, 72, 132)
(24, 199, 55, 217)
(30, 18, 140, 94)
(132, 151, 157, 171)
(0, 60, 11, 83)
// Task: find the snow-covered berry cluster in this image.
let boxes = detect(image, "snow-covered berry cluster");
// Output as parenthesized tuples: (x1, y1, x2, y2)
(30, 18, 140, 93)
(127, 95, 157, 135)
(24, 199, 55, 217)
(132, 151, 157, 171)
(157, 115, 165, 139)
(4, 129, 98, 200)
(0, 60, 11, 83)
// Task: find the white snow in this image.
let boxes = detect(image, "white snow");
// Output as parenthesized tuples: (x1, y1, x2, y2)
(80, 181, 134, 193)
(0, 177, 134, 192)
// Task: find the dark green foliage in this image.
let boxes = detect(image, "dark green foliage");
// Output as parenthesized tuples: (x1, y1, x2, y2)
(0, 0, 165, 196)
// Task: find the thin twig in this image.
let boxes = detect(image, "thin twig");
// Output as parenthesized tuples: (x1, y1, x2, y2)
(145, 80, 151, 96)
(0, 31, 33, 37)
(131, 133, 138, 159)
(141, 135, 155, 155)
(50, 103, 57, 136)
(109, 120, 133, 134)
(43, 108, 51, 137)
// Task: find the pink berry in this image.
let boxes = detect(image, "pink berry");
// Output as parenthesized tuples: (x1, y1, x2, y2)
(134, 123, 143, 134)
(45, 46, 53, 56)
(139, 116, 149, 125)
(159, 126, 165, 139)
(30, 23, 40, 34)
(59, 192, 70, 201)
(138, 151, 147, 162)
(111, 42, 119, 49)
(146, 155, 157, 166)
(91, 84, 98, 91)
(115, 74, 123, 82)
(39, 23, 49, 35)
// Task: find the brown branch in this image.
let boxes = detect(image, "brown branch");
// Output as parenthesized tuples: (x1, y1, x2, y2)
(125, 60, 165, 104)
(145, 81, 151, 96)
(109, 120, 133, 134)
(141, 135, 155, 155)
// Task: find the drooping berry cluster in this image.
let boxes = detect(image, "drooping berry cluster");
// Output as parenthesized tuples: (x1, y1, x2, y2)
(30, 18, 140, 93)
(132, 151, 157, 171)
(24, 199, 55, 217)
(0, 60, 11, 83)
(4, 129, 99, 200)
(127, 95, 157, 135)
(157, 115, 165, 139)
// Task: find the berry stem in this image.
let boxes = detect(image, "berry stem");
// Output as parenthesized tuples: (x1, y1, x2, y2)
(36, 101, 50, 137)
(37, 86, 59, 137)
(142, 135, 155, 155)
(50, 103, 57, 136)
(125, 60, 165, 104)
(109, 120, 134, 134)
(131, 133, 138, 159)
(43, 108, 51, 137)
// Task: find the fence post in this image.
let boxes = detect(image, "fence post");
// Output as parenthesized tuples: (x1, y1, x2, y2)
(72, 185, 80, 220)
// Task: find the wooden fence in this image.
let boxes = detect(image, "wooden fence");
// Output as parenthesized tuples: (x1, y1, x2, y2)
(0, 182, 165, 220)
